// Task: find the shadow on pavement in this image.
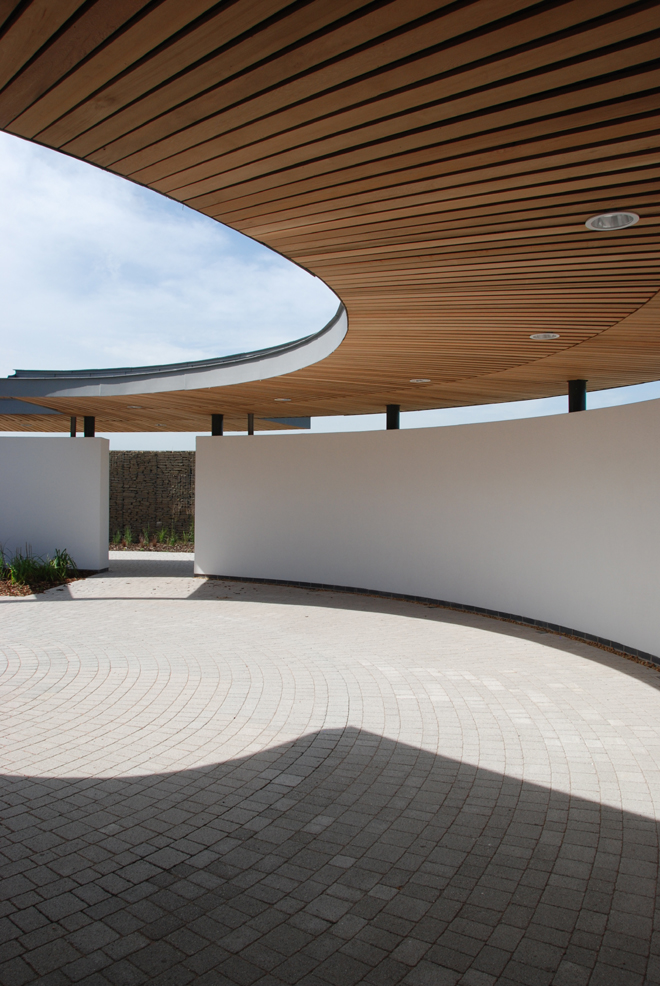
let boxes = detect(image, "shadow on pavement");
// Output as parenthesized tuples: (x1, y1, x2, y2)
(1, 726, 657, 986)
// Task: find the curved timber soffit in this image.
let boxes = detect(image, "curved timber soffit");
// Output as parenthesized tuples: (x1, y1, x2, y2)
(1, 0, 660, 432)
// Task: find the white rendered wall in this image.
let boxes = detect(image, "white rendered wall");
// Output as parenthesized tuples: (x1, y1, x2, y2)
(196, 400, 660, 659)
(0, 437, 109, 571)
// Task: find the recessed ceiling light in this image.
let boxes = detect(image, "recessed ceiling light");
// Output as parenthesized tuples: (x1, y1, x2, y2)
(127, 405, 143, 409)
(410, 378, 431, 383)
(585, 211, 639, 231)
(530, 332, 560, 340)
(274, 397, 291, 402)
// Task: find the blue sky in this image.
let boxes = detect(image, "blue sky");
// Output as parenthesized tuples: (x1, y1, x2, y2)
(2, 130, 659, 449)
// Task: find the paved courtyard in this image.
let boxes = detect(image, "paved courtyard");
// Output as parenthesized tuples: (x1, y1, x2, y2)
(1, 552, 659, 986)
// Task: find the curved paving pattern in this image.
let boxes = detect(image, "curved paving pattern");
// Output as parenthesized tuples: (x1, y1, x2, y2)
(1, 553, 660, 986)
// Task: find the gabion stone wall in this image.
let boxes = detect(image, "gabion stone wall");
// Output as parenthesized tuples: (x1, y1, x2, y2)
(109, 451, 195, 539)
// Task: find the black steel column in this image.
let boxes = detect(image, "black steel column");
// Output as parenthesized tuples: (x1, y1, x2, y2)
(247, 413, 254, 436)
(83, 416, 95, 437)
(568, 379, 587, 413)
(69, 416, 77, 437)
(211, 413, 224, 436)
(386, 404, 400, 430)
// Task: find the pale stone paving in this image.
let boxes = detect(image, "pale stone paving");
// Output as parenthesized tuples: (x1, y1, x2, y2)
(0, 551, 659, 986)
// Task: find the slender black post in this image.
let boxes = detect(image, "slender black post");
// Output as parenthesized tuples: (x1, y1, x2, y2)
(83, 416, 95, 437)
(69, 416, 77, 437)
(211, 413, 224, 436)
(386, 404, 400, 430)
(247, 413, 254, 436)
(568, 379, 587, 413)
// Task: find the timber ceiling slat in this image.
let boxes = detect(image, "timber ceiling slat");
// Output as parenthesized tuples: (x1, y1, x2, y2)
(187, 116, 660, 211)
(228, 161, 660, 225)
(264, 208, 660, 248)
(0, 1, 23, 29)
(197, 141, 660, 219)
(125, 22, 653, 180)
(1, 0, 224, 136)
(121, 23, 660, 189)
(227, 177, 660, 234)
(41, 0, 381, 156)
(100, 0, 617, 178)
(181, 125, 660, 216)
(7, 0, 304, 138)
(116, 1, 645, 177)
(0, 0, 157, 129)
(0, 0, 86, 92)
(2, 0, 660, 432)
(157, 83, 660, 201)
(208, 161, 660, 230)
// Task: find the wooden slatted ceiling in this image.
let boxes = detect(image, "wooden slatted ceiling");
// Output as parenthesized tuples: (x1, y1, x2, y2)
(1, 0, 660, 432)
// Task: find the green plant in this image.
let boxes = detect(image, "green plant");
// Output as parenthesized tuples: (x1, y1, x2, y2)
(111, 530, 122, 544)
(157, 526, 168, 544)
(168, 528, 177, 546)
(52, 548, 78, 579)
(186, 520, 194, 544)
(124, 525, 133, 546)
(0, 547, 78, 586)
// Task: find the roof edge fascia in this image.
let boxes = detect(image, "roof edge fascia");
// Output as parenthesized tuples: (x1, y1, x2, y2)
(0, 304, 347, 400)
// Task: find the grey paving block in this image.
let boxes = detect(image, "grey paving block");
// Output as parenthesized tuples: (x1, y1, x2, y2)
(24, 938, 81, 976)
(62, 948, 112, 982)
(65, 922, 119, 954)
(0, 956, 37, 986)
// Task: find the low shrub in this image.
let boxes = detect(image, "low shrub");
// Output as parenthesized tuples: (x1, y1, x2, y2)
(109, 523, 194, 551)
(0, 547, 78, 586)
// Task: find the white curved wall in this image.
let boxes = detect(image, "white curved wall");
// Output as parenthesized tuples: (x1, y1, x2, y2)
(195, 400, 660, 659)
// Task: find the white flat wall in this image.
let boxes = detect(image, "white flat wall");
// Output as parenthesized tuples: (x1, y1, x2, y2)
(0, 437, 109, 571)
(196, 400, 660, 658)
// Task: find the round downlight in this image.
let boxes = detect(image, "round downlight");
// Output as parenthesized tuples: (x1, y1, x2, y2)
(585, 212, 639, 231)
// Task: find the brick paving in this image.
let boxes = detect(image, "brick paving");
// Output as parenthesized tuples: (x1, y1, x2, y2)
(1, 551, 659, 986)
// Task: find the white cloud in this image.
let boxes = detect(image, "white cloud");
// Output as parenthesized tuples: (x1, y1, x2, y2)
(0, 132, 338, 376)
